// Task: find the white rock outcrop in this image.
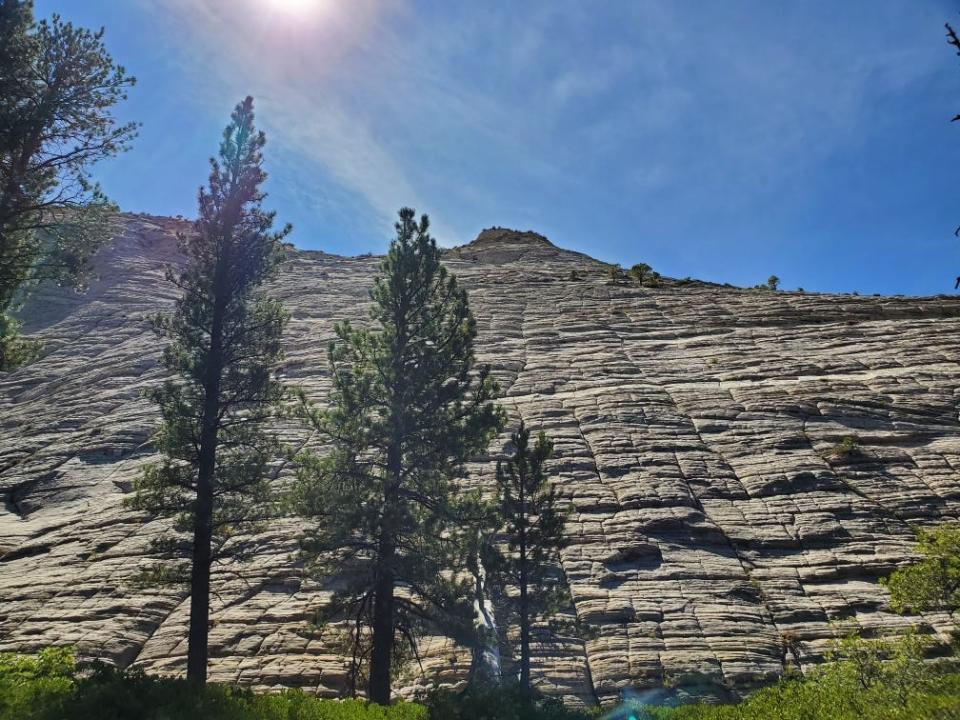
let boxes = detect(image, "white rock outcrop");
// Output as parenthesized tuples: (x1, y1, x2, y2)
(2, 215, 959, 705)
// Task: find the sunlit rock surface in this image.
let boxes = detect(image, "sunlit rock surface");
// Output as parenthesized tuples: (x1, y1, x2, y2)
(2, 214, 960, 705)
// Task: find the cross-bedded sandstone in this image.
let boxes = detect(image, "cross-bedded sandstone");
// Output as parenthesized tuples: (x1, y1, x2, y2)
(2, 215, 959, 705)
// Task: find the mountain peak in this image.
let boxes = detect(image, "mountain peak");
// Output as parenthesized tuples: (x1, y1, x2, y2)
(469, 227, 554, 248)
(446, 226, 600, 266)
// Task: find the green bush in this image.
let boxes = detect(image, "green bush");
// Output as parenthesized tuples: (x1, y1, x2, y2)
(0, 649, 426, 720)
(0, 647, 76, 720)
(607, 265, 626, 283)
(882, 523, 960, 619)
(626, 630, 960, 720)
(826, 435, 861, 460)
(4, 638, 959, 720)
(423, 683, 597, 720)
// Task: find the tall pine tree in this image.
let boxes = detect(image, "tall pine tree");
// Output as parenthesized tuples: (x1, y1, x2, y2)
(0, 1, 137, 368)
(295, 208, 503, 704)
(485, 422, 570, 696)
(128, 97, 289, 685)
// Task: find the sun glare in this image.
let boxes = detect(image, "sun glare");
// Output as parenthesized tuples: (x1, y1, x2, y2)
(268, 0, 319, 15)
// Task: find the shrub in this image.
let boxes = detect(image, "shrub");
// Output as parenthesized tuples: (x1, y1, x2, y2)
(628, 263, 651, 284)
(629, 631, 959, 720)
(0, 650, 427, 720)
(825, 435, 861, 460)
(751, 276, 780, 291)
(627, 263, 662, 287)
(423, 683, 597, 720)
(608, 264, 626, 283)
(0, 647, 76, 720)
(5, 640, 960, 720)
(882, 523, 960, 620)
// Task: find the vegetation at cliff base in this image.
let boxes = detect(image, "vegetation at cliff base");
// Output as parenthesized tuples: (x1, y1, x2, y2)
(6, 631, 960, 720)
(636, 632, 960, 720)
(0, 648, 426, 720)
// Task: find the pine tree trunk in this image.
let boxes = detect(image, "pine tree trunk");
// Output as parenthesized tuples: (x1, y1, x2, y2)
(519, 598, 531, 694)
(186, 478, 213, 684)
(369, 442, 401, 705)
(519, 477, 531, 695)
(187, 280, 226, 685)
(368, 545, 395, 705)
(187, 408, 217, 684)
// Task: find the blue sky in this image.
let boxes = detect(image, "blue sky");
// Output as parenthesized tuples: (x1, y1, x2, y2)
(34, 0, 960, 295)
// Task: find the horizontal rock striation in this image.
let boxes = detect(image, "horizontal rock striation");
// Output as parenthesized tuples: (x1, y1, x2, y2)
(2, 214, 960, 705)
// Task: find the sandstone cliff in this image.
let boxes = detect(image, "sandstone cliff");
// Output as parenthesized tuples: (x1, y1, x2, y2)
(2, 214, 959, 705)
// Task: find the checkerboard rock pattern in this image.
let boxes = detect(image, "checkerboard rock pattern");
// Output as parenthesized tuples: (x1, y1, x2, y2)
(2, 216, 959, 705)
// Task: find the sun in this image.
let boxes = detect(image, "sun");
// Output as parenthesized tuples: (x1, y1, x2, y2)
(268, 0, 319, 15)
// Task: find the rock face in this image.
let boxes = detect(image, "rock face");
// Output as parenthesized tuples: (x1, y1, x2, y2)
(2, 214, 960, 706)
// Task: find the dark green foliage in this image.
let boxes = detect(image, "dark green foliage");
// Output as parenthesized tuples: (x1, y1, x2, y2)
(294, 208, 503, 704)
(634, 630, 960, 720)
(628, 263, 651, 283)
(0, 310, 38, 367)
(127, 97, 289, 684)
(750, 275, 780, 291)
(5, 636, 960, 720)
(827, 435, 861, 460)
(0, 0, 137, 369)
(0, 649, 426, 720)
(423, 683, 597, 720)
(484, 423, 570, 694)
(0, 647, 75, 720)
(607, 264, 626, 283)
(628, 263, 660, 287)
(882, 524, 960, 622)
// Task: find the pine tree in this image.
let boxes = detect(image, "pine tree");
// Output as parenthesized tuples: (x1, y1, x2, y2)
(0, 1, 138, 369)
(882, 524, 960, 617)
(295, 208, 503, 704)
(128, 97, 289, 685)
(607, 264, 625, 283)
(484, 422, 570, 696)
(628, 263, 652, 285)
